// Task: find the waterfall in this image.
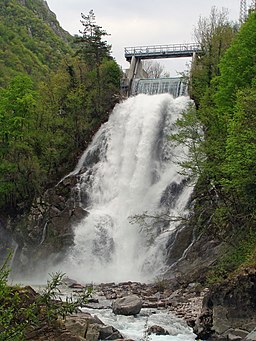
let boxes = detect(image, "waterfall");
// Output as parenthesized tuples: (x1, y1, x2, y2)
(61, 93, 193, 283)
(132, 77, 187, 97)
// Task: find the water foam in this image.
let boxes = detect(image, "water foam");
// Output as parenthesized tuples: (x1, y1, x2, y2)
(60, 94, 193, 283)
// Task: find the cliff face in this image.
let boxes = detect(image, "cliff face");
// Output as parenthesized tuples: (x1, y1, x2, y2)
(194, 268, 256, 340)
(16, 0, 71, 41)
(11, 176, 87, 278)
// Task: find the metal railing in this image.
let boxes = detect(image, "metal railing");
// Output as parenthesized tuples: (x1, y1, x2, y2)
(124, 43, 202, 60)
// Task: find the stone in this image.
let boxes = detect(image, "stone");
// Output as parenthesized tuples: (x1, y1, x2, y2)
(194, 269, 256, 340)
(65, 312, 124, 341)
(64, 319, 88, 338)
(69, 283, 85, 289)
(62, 277, 78, 287)
(99, 325, 123, 340)
(245, 328, 256, 341)
(86, 323, 100, 341)
(227, 333, 242, 341)
(112, 295, 143, 315)
(193, 303, 213, 340)
(230, 329, 249, 339)
(212, 305, 230, 334)
(56, 333, 85, 341)
(147, 325, 169, 336)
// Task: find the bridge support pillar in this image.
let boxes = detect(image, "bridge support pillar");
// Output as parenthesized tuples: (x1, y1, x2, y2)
(125, 56, 147, 96)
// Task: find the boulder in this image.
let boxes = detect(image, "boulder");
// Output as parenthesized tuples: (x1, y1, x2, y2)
(86, 324, 100, 341)
(98, 325, 123, 340)
(147, 325, 169, 335)
(193, 268, 256, 340)
(65, 312, 123, 340)
(112, 295, 143, 316)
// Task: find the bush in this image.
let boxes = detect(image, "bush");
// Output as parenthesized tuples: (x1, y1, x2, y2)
(0, 257, 91, 340)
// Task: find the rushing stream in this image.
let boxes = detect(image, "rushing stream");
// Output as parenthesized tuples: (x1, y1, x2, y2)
(82, 307, 196, 341)
(59, 93, 193, 283)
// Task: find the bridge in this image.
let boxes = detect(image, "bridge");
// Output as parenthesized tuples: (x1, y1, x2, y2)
(122, 43, 203, 96)
(125, 43, 202, 61)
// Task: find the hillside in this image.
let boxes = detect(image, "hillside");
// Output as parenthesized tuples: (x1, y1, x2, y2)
(0, 0, 72, 86)
(0, 2, 122, 218)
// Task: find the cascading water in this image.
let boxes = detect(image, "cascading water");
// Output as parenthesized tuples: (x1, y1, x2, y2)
(61, 93, 193, 283)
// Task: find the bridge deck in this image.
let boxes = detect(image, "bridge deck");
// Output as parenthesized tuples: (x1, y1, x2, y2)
(125, 43, 202, 61)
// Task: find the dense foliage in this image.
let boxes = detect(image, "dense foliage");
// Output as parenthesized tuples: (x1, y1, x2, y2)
(186, 10, 256, 278)
(0, 0, 72, 86)
(0, 1, 122, 215)
(0, 258, 90, 340)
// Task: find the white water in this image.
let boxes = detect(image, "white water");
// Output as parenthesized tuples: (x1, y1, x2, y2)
(82, 307, 195, 341)
(60, 94, 193, 283)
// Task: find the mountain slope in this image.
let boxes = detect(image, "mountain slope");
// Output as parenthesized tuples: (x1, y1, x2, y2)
(0, 0, 72, 86)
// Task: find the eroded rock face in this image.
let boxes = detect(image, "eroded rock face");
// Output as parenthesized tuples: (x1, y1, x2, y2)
(0, 217, 16, 264)
(193, 268, 256, 340)
(112, 295, 143, 316)
(11, 176, 87, 277)
(165, 227, 224, 288)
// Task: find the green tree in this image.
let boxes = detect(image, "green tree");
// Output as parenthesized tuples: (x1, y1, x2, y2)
(0, 75, 42, 211)
(223, 87, 256, 205)
(169, 103, 205, 180)
(191, 6, 236, 106)
(215, 12, 256, 115)
(76, 10, 114, 116)
(78, 10, 111, 69)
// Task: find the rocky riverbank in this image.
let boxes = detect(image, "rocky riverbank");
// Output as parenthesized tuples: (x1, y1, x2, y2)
(86, 280, 207, 327)
(18, 266, 256, 340)
(55, 278, 206, 340)
(25, 278, 204, 340)
(56, 272, 256, 341)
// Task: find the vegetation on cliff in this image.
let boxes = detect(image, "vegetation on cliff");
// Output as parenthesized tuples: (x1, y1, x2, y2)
(0, 0, 72, 86)
(185, 8, 256, 281)
(0, 1, 122, 216)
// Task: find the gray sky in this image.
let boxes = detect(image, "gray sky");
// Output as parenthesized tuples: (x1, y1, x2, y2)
(46, 0, 240, 76)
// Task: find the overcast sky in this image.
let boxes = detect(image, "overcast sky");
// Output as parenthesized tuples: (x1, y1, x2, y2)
(46, 0, 240, 76)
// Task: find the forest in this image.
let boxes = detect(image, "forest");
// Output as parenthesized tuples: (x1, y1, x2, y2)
(0, 2, 122, 216)
(185, 8, 256, 281)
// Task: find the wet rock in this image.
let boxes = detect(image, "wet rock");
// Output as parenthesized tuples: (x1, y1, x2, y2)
(65, 312, 123, 341)
(165, 226, 224, 288)
(62, 277, 78, 287)
(99, 325, 123, 339)
(11, 175, 89, 277)
(69, 283, 85, 289)
(112, 295, 143, 316)
(193, 303, 213, 340)
(147, 325, 169, 335)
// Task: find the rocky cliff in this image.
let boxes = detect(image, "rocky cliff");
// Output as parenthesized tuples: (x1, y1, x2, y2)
(11, 176, 87, 277)
(194, 267, 256, 340)
(16, 0, 71, 41)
